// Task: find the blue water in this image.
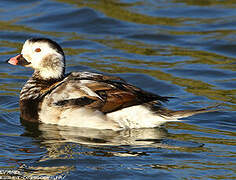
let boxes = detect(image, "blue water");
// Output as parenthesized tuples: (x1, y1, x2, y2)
(0, 0, 235, 179)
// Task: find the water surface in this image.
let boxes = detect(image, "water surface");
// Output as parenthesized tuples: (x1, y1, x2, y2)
(0, 0, 235, 179)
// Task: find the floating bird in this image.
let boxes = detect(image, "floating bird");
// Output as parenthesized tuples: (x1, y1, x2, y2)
(8, 38, 216, 130)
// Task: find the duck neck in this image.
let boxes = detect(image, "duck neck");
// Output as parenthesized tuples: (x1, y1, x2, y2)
(19, 72, 64, 123)
(20, 71, 64, 101)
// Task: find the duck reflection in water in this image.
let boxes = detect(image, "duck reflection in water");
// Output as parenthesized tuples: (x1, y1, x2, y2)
(16, 120, 205, 179)
(21, 120, 168, 147)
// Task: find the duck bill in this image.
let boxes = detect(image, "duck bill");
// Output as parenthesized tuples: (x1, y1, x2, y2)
(8, 54, 31, 66)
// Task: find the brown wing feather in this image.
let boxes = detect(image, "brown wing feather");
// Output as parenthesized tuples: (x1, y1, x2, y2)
(48, 72, 170, 113)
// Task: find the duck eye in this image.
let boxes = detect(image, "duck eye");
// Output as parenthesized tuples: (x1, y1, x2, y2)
(35, 48, 41, 52)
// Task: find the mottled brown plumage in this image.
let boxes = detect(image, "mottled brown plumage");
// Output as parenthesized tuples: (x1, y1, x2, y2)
(45, 72, 169, 114)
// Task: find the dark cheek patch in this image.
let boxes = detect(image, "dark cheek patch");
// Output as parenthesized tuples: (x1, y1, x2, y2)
(42, 55, 53, 69)
(41, 54, 61, 70)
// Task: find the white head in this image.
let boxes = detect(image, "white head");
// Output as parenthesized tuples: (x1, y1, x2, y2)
(8, 38, 65, 80)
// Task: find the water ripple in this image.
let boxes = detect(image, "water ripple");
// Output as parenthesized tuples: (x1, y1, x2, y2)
(0, 0, 235, 179)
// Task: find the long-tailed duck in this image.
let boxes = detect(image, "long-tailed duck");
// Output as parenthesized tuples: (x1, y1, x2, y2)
(8, 38, 216, 130)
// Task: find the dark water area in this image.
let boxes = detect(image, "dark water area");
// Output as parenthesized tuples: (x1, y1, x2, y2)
(0, 0, 235, 179)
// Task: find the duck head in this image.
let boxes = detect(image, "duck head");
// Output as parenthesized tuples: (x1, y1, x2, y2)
(8, 38, 65, 80)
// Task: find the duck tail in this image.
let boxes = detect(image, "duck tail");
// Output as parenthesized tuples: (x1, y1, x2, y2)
(158, 104, 220, 119)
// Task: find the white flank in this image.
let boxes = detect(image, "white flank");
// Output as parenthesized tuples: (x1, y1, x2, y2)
(107, 105, 180, 129)
(39, 103, 181, 130)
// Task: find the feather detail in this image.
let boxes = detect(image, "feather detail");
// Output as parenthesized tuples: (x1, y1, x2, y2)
(46, 72, 171, 114)
(153, 104, 220, 119)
